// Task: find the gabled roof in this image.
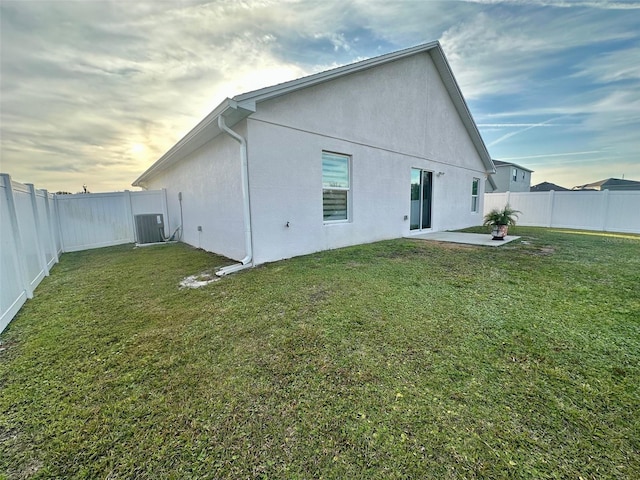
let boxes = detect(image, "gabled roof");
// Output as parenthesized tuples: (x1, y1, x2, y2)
(133, 41, 494, 187)
(530, 181, 568, 192)
(492, 160, 534, 173)
(572, 178, 640, 191)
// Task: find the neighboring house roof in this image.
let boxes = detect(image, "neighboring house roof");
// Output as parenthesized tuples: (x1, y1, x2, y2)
(530, 181, 569, 192)
(492, 160, 534, 172)
(133, 41, 495, 187)
(572, 178, 640, 191)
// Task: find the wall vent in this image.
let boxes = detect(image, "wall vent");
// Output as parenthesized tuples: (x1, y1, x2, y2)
(135, 214, 165, 244)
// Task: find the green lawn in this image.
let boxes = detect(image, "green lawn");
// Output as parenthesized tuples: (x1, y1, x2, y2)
(1, 227, 639, 479)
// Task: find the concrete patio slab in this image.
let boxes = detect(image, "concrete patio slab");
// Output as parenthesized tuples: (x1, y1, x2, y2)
(406, 231, 520, 247)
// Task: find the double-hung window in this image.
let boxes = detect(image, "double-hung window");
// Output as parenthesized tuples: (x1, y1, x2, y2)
(471, 178, 480, 212)
(322, 151, 350, 222)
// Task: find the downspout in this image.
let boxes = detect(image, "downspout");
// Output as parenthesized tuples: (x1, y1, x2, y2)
(216, 114, 253, 276)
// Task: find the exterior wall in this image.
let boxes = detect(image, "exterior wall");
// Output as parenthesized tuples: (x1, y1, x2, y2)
(251, 52, 480, 171)
(487, 165, 532, 192)
(144, 127, 246, 261)
(246, 52, 488, 265)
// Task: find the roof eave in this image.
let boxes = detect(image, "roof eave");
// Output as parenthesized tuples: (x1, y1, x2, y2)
(132, 99, 255, 187)
(494, 161, 533, 173)
(133, 41, 496, 186)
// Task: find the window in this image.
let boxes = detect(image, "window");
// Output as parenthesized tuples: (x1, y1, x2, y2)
(322, 151, 350, 222)
(471, 178, 479, 212)
(512, 168, 518, 182)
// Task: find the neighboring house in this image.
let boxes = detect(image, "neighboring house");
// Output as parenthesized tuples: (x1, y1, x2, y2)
(530, 181, 569, 192)
(133, 42, 495, 272)
(486, 160, 533, 192)
(572, 178, 640, 191)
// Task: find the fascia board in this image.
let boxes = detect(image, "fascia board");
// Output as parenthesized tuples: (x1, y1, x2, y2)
(132, 99, 254, 187)
(495, 162, 534, 173)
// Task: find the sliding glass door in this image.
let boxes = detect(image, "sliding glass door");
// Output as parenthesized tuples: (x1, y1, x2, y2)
(410, 168, 432, 230)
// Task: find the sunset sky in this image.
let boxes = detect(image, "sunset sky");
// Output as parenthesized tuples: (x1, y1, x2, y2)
(1, 0, 639, 193)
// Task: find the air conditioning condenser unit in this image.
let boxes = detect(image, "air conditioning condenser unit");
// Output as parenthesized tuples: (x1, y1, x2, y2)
(135, 214, 165, 244)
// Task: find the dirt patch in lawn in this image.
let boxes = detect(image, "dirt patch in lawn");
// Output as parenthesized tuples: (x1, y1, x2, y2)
(179, 272, 220, 289)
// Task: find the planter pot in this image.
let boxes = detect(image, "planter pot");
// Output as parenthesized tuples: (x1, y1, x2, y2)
(491, 224, 509, 240)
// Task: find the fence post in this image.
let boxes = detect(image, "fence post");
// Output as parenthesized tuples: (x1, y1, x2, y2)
(506, 191, 511, 206)
(1, 174, 33, 299)
(124, 190, 136, 243)
(54, 194, 66, 253)
(42, 189, 60, 264)
(601, 189, 610, 232)
(161, 188, 169, 238)
(27, 184, 50, 276)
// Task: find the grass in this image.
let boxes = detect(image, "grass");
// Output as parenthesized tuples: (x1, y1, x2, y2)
(1, 227, 639, 479)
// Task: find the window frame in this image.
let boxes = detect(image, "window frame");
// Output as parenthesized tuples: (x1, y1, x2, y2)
(471, 177, 480, 213)
(322, 151, 351, 224)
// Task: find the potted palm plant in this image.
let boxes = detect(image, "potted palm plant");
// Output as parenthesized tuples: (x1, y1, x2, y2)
(483, 204, 520, 240)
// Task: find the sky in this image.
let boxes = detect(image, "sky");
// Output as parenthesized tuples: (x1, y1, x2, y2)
(1, 0, 639, 193)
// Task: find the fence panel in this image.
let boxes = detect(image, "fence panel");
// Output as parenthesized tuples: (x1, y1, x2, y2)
(56, 193, 134, 252)
(484, 190, 640, 234)
(1, 173, 166, 333)
(1, 175, 61, 332)
(130, 189, 166, 215)
(483, 192, 508, 215)
(508, 192, 551, 227)
(551, 192, 606, 231)
(56, 190, 168, 252)
(1, 179, 28, 332)
(13, 183, 46, 289)
(606, 192, 640, 234)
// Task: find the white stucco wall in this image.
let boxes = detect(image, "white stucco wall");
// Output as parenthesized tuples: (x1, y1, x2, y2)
(143, 126, 246, 261)
(247, 121, 485, 265)
(251, 52, 480, 171)
(246, 51, 488, 265)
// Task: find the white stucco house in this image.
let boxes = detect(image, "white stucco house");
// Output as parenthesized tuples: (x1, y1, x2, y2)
(133, 41, 495, 274)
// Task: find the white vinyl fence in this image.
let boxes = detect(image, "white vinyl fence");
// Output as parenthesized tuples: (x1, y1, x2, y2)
(1, 175, 61, 332)
(1, 174, 166, 333)
(56, 189, 169, 252)
(484, 190, 640, 234)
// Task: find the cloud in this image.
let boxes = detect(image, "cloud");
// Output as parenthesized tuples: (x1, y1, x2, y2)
(461, 0, 640, 9)
(478, 123, 570, 127)
(1, 0, 639, 191)
(487, 116, 569, 146)
(500, 150, 602, 162)
(571, 46, 640, 83)
(0, 0, 318, 191)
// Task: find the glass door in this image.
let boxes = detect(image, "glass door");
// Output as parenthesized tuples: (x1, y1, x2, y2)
(410, 169, 432, 230)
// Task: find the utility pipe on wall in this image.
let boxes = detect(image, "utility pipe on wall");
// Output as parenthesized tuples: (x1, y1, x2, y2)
(216, 114, 253, 276)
